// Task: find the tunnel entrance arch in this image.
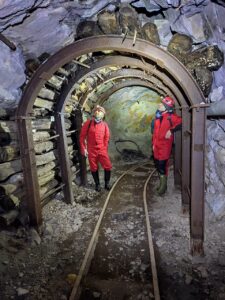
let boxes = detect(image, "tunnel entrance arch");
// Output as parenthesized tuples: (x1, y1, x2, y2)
(16, 35, 207, 254)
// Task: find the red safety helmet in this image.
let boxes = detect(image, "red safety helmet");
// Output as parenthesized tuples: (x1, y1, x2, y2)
(162, 96, 175, 108)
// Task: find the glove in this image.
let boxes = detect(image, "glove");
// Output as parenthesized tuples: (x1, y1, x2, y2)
(165, 130, 172, 139)
(84, 149, 88, 157)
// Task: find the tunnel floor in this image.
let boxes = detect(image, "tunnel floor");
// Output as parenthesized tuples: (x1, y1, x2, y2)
(0, 159, 225, 300)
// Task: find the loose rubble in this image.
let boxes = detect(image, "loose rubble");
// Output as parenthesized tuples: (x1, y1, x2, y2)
(0, 162, 225, 299)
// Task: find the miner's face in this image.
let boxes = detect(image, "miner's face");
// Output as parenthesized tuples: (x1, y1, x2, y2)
(94, 109, 104, 121)
(158, 103, 166, 112)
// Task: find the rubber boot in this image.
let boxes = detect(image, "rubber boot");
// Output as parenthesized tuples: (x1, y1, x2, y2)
(104, 170, 111, 190)
(157, 175, 167, 196)
(91, 171, 101, 192)
(156, 173, 161, 191)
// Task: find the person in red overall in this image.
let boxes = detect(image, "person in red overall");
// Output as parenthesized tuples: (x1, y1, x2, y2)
(151, 96, 182, 195)
(79, 105, 112, 191)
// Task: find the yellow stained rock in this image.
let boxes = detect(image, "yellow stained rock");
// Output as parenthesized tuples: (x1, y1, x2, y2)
(66, 273, 77, 284)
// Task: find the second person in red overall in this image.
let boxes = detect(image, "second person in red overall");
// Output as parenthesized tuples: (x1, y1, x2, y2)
(80, 105, 112, 192)
(152, 96, 182, 195)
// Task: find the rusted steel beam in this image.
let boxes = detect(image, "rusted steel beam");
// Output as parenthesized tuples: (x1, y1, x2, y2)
(17, 36, 205, 116)
(97, 79, 166, 104)
(17, 119, 42, 226)
(181, 107, 191, 214)
(74, 56, 183, 106)
(190, 106, 206, 256)
(74, 109, 87, 186)
(81, 68, 181, 108)
(55, 79, 75, 204)
(55, 112, 74, 204)
(174, 130, 182, 187)
(0, 32, 16, 50)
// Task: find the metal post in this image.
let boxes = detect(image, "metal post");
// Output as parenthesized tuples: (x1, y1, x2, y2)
(190, 106, 206, 256)
(181, 107, 191, 213)
(174, 130, 182, 187)
(55, 113, 74, 204)
(74, 109, 87, 185)
(17, 118, 42, 226)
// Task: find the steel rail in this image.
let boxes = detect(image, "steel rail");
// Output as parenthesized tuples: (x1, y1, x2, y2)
(69, 161, 158, 300)
(143, 169, 160, 300)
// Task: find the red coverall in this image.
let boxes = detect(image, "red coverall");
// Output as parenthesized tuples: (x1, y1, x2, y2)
(152, 112, 182, 174)
(80, 118, 112, 172)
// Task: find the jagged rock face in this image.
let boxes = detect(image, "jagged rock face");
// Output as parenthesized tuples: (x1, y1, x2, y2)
(4, 7, 73, 59)
(76, 20, 102, 39)
(167, 33, 193, 63)
(142, 22, 160, 45)
(0, 43, 26, 108)
(119, 4, 141, 34)
(185, 46, 224, 71)
(98, 11, 121, 34)
(1, 0, 225, 105)
(206, 120, 225, 218)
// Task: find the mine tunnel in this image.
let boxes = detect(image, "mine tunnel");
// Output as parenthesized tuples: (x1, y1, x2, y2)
(1, 1, 225, 299)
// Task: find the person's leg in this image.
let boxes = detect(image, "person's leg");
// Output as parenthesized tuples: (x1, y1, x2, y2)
(104, 169, 111, 190)
(98, 152, 112, 190)
(89, 152, 101, 191)
(157, 160, 168, 196)
(154, 158, 161, 190)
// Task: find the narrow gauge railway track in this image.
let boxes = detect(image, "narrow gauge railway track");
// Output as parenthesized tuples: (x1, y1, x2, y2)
(70, 162, 160, 300)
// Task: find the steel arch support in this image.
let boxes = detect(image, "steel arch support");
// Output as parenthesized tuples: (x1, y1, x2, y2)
(55, 112, 74, 204)
(182, 107, 191, 214)
(17, 118, 42, 226)
(191, 106, 206, 256)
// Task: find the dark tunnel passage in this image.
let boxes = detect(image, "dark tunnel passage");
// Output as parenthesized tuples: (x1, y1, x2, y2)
(16, 35, 208, 254)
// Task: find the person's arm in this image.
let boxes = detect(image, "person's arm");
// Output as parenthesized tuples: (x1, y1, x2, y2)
(79, 120, 90, 156)
(165, 114, 182, 139)
(104, 123, 110, 148)
(171, 123, 182, 133)
(171, 114, 182, 133)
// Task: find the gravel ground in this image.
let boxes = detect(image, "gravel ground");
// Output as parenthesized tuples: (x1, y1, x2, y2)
(0, 160, 224, 300)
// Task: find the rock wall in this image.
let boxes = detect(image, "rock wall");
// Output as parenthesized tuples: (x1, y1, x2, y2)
(0, 0, 225, 220)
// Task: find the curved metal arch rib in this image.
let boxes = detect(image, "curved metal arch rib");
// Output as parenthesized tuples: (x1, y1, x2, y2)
(79, 68, 179, 108)
(56, 55, 185, 112)
(17, 35, 205, 116)
(97, 80, 165, 105)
